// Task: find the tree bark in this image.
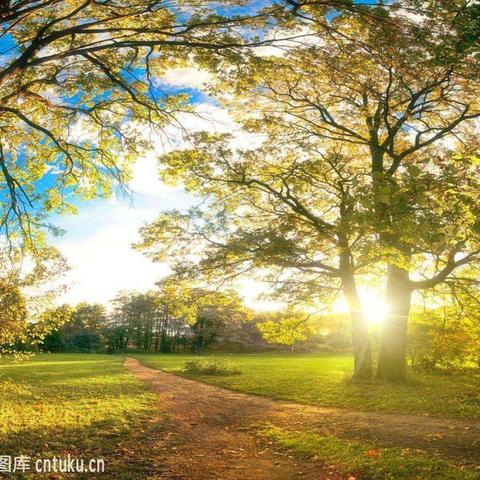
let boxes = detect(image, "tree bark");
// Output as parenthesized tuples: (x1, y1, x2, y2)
(377, 264, 412, 382)
(342, 267, 373, 380)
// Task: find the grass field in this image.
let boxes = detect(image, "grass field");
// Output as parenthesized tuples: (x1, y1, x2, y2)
(1, 353, 479, 479)
(0, 354, 165, 479)
(134, 353, 480, 418)
(262, 427, 480, 480)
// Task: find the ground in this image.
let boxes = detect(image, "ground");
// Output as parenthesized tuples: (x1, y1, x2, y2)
(1, 353, 479, 479)
(134, 353, 480, 418)
(125, 357, 480, 480)
(124, 358, 331, 480)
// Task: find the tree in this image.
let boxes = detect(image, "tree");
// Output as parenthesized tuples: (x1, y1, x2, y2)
(71, 303, 106, 331)
(106, 284, 193, 353)
(0, 0, 456, 251)
(192, 292, 246, 352)
(153, 278, 253, 353)
(137, 126, 376, 377)
(153, 278, 196, 353)
(0, 278, 27, 348)
(0, 246, 68, 353)
(107, 291, 155, 351)
(137, 4, 480, 380)
(257, 312, 313, 352)
(38, 304, 73, 352)
(163, 281, 249, 353)
(407, 286, 480, 371)
(50, 302, 106, 352)
(103, 279, 250, 353)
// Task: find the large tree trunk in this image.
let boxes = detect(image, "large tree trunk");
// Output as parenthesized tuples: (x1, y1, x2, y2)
(342, 269, 373, 380)
(377, 264, 412, 382)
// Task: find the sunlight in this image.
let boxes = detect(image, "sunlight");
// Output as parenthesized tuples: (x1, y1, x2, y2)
(333, 291, 388, 327)
(362, 292, 388, 327)
(239, 279, 286, 312)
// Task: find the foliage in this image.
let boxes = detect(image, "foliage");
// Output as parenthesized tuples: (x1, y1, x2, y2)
(257, 311, 314, 351)
(408, 305, 480, 371)
(35, 304, 73, 353)
(183, 357, 241, 376)
(40, 303, 107, 353)
(262, 427, 479, 480)
(0, 279, 27, 348)
(135, 353, 480, 418)
(40, 291, 351, 355)
(189, 288, 251, 352)
(110, 283, 251, 353)
(40, 283, 256, 354)
(0, 0, 275, 251)
(0, 247, 68, 354)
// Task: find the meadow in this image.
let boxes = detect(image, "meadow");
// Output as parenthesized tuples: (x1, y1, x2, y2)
(262, 427, 480, 480)
(132, 352, 480, 479)
(1, 353, 479, 479)
(134, 352, 480, 418)
(0, 354, 165, 479)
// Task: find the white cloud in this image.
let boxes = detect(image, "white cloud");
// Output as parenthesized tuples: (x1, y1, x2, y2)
(66, 116, 97, 143)
(129, 151, 176, 197)
(394, 8, 427, 25)
(239, 279, 285, 312)
(53, 201, 170, 306)
(158, 67, 213, 89)
(52, 172, 194, 306)
(128, 103, 235, 196)
(56, 242, 169, 306)
(175, 103, 236, 134)
(254, 25, 322, 57)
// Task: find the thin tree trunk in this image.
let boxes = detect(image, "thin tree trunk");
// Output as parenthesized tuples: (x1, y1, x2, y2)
(377, 264, 412, 382)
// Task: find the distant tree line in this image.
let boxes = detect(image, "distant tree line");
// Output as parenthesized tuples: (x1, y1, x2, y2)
(39, 282, 270, 354)
(29, 280, 480, 370)
(37, 277, 356, 355)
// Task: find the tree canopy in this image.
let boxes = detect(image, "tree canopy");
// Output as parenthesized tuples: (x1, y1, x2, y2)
(0, 0, 283, 250)
(137, 2, 480, 380)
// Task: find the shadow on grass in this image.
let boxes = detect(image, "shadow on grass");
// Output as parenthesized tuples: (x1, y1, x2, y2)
(0, 355, 170, 479)
(0, 414, 170, 479)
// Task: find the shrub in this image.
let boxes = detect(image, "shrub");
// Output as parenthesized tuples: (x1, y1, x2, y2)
(183, 357, 241, 376)
(408, 315, 476, 371)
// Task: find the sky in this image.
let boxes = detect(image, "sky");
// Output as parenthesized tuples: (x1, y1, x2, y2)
(49, 90, 232, 306)
(0, 1, 305, 311)
(50, 98, 283, 310)
(50, 167, 191, 306)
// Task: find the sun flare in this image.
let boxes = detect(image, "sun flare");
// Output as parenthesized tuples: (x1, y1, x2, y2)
(333, 291, 388, 327)
(363, 294, 388, 326)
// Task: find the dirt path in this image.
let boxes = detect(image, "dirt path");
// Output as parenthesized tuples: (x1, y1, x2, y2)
(124, 358, 480, 479)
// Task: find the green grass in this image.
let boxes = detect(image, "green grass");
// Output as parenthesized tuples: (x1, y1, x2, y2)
(134, 353, 480, 418)
(262, 427, 480, 480)
(0, 353, 165, 479)
(3, 353, 478, 478)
